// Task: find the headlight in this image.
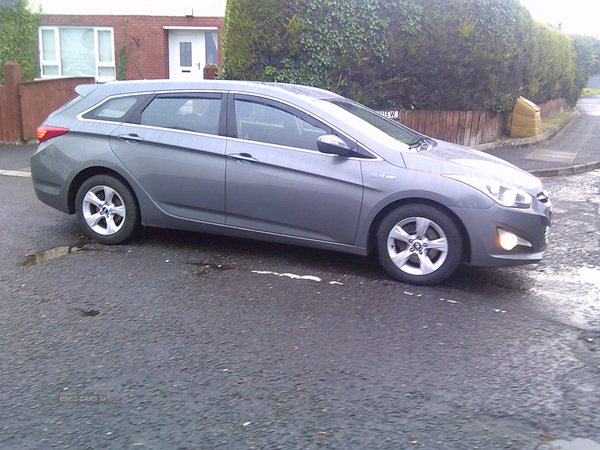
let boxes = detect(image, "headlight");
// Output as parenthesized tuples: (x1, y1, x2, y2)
(444, 175, 532, 208)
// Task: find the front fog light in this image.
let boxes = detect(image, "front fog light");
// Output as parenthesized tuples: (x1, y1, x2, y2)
(498, 229, 533, 251)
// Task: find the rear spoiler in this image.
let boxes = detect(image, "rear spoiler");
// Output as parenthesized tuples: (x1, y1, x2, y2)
(75, 84, 98, 97)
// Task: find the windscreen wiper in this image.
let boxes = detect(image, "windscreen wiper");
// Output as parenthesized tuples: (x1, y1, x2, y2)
(408, 136, 429, 150)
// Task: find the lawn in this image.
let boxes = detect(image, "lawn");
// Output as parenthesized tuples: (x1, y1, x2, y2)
(582, 88, 600, 96)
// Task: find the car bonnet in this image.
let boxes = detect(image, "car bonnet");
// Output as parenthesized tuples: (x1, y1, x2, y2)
(400, 140, 542, 192)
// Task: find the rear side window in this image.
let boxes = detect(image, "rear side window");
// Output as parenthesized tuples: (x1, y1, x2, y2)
(139, 94, 222, 136)
(82, 95, 145, 122)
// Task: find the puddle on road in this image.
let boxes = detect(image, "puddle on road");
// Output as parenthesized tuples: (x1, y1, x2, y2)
(527, 266, 600, 330)
(19, 238, 91, 267)
(549, 438, 600, 450)
(577, 267, 600, 288)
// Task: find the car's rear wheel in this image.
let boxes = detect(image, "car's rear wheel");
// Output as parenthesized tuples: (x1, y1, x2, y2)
(75, 175, 141, 244)
(377, 204, 463, 285)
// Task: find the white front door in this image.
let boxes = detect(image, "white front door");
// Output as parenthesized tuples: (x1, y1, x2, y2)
(168, 30, 205, 81)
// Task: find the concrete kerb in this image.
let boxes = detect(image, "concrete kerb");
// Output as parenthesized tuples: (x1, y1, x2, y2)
(529, 161, 600, 178)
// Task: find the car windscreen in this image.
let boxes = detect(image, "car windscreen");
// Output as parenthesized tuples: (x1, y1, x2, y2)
(325, 99, 421, 146)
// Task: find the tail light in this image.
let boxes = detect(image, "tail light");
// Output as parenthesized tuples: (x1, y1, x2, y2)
(36, 125, 69, 143)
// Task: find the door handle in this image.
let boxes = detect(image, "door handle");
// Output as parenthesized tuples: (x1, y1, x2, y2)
(228, 153, 258, 163)
(117, 133, 144, 144)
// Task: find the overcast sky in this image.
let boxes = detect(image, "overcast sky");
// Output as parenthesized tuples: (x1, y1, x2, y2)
(518, 0, 600, 38)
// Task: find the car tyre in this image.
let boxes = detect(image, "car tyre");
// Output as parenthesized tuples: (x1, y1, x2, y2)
(75, 175, 141, 244)
(377, 204, 463, 285)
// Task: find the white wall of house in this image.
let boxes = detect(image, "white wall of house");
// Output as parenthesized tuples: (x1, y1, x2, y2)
(28, 0, 226, 17)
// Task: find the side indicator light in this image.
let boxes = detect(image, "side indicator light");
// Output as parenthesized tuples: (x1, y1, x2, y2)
(36, 125, 69, 143)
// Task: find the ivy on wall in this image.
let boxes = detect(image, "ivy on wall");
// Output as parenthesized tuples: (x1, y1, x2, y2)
(0, 0, 41, 84)
(117, 21, 132, 81)
(223, 0, 595, 112)
(223, 0, 422, 105)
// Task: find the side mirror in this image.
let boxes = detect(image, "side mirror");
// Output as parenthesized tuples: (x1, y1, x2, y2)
(317, 134, 354, 157)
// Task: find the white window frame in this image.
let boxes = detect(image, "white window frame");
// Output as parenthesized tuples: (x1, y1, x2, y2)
(39, 26, 116, 82)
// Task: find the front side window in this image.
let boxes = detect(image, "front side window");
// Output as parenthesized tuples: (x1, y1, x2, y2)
(326, 99, 421, 146)
(140, 94, 222, 135)
(39, 26, 116, 82)
(235, 99, 328, 151)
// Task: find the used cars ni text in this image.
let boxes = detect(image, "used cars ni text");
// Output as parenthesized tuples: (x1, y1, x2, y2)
(31, 80, 551, 285)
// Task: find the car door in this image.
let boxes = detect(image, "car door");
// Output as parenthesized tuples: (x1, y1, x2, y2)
(225, 94, 364, 244)
(109, 92, 227, 223)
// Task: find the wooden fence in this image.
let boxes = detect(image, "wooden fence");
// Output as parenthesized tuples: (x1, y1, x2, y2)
(380, 109, 509, 147)
(19, 77, 95, 140)
(0, 62, 94, 142)
(379, 97, 566, 147)
(538, 98, 566, 120)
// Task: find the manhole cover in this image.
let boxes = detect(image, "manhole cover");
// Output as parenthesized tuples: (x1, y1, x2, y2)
(526, 148, 577, 163)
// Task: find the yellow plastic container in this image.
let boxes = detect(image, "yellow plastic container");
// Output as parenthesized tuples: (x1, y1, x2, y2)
(510, 97, 541, 138)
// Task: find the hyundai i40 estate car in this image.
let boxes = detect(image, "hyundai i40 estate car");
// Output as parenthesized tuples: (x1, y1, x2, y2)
(31, 80, 551, 285)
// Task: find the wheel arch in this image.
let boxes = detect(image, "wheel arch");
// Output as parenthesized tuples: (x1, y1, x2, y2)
(67, 167, 139, 215)
(366, 198, 472, 264)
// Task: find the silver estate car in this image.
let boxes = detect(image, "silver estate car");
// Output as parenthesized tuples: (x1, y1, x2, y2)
(31, 80, 551, 285)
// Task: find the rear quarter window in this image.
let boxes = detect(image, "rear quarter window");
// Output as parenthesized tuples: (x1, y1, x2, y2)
(82, 95, 145, 122)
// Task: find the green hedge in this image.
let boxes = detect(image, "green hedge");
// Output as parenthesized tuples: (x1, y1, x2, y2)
(0, 0, 41, 84)
(375, 0, 535, 111)
(570, 35, 600, 91)
(223, 0, 593, 112)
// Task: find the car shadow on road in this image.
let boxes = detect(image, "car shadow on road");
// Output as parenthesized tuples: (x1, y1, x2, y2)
(133, 226, 532, 293)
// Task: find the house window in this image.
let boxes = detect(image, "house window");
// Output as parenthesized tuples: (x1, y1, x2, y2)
(39, 26, 116, 82)
(205, 32, 218, 65)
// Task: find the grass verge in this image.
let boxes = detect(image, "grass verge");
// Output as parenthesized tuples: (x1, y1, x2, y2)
(542, 110, 573, 133)
(582, 88, 600, 96)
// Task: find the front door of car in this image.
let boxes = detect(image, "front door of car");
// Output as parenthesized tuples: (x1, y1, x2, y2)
(109, 93, 226, 223)
(225, 96, 363, 244)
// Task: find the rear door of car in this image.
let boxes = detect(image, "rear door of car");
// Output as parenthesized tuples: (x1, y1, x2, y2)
(225, 94, 364, 244)
(109, 92, 227, 224)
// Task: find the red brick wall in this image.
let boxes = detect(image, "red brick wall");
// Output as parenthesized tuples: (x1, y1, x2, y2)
(40, 15, 223, 80)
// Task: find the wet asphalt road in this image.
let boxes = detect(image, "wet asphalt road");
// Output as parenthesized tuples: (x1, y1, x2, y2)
(1, 165, 600, 449)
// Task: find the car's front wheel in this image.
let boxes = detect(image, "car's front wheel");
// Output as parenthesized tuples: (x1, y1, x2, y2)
(377, 204, 463, 285)
(75, 175, 141, 244)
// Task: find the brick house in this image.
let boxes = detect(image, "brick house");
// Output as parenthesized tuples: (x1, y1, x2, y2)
(28, 0, 226, 82)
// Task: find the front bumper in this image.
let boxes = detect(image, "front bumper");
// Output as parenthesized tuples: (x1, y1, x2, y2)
(452, 198, 551, 267)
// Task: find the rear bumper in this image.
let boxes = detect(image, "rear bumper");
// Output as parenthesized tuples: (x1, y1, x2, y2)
(30, 145, 71, 214)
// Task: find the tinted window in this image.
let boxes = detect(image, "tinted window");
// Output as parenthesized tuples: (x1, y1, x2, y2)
(140, 95, 222, 135)
(235, 99, 328, 151)
(83, 96, 142, 121)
